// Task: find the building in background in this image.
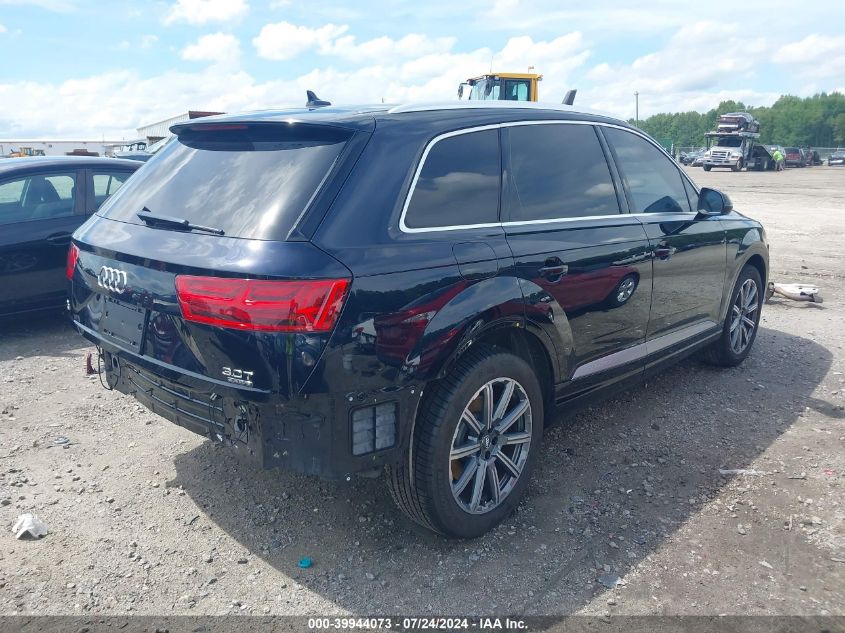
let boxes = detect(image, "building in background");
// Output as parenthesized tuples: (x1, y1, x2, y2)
(0, 139, 123, 158)
(0, 111, 223, 159)
(136, 110, 224, 144)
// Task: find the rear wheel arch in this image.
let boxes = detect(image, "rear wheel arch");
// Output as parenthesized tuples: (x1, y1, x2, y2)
(458, 325, 557, 414)
(387, 343, 545, 536)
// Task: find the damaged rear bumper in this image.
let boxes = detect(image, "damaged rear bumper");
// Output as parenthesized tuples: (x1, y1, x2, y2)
(77, 323, 417, 480)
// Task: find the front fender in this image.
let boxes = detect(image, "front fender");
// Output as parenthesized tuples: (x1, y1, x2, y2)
(719, 220, 769, 322)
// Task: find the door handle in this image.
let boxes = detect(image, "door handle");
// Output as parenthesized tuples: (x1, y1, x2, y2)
(46, 232, 72, 245)
(539, 258, 568, 281)
(654, 244, 674, 260)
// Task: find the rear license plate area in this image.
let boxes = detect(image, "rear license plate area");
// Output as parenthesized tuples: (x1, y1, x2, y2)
(100, 298, 147, 352)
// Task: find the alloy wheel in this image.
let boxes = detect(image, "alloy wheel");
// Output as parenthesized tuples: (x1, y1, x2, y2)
(616, 277, 636, 304)
(449, 377, 532, 515)
(729, 278, 759, 354)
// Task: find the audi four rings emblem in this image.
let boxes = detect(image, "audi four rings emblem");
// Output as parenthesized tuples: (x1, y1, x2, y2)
(97, 266, 128, 293)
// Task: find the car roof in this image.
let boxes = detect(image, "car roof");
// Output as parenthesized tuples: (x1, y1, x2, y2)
(0, 155, 141, 175)
(170, 101, 628, 134)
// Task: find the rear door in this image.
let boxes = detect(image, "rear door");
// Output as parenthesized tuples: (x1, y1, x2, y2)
(0, 167, 83, 314)
(501, 122, 653, 391)
(393, 127, 515, 373)
(601, 126, 726, 345)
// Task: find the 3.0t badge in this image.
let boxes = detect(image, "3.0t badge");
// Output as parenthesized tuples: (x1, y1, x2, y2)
(222, 367, 255, 387)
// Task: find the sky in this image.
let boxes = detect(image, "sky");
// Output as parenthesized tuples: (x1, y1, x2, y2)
(1, 0, 843, 140)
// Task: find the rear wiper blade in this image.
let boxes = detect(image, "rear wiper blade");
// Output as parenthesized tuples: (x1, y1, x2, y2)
(137, 208, 225, 236)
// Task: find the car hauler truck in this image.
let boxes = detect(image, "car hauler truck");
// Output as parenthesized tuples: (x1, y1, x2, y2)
(701, 112, 774, 172)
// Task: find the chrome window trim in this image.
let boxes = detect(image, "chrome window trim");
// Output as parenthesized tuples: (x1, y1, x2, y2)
(399, 119, 682, 234)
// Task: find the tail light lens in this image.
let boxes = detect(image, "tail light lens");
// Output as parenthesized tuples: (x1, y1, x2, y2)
(66, 243, 79, 280)
(174, 276, 350, 333)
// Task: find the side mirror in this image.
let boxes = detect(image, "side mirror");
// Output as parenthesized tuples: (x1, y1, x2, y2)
(697, 187, 733, 215)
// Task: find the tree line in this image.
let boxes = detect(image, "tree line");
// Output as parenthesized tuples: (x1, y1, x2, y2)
(630, 92, 845, 148)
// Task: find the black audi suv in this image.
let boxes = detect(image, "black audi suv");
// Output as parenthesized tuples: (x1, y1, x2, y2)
(68, 102, 768, 538)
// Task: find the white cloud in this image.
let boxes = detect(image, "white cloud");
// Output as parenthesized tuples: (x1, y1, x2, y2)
(0, 32, 592, 138)
(5, 14, 844, 140)
(0, 67, 270, 139)
(772, 34, 845, 79)
(141, 34, 158, 49)
(580, 21, 778, 118)
(163, 0, 248, 26)
(182, 32, 241, 63)
(321, 33, 457, 63)
(253, 20, 456, 63)
(252, 22, 348, 61)
(282, 33, 589, 106)
(0, 24, 6, 34)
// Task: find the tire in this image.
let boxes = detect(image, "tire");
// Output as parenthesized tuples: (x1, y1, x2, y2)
(701, 264, 763, 367)
(386, 346, 544, 538)
(605, 273, 638, 308)
(703, 165, 712, 171)
(731, 160, 743, 172)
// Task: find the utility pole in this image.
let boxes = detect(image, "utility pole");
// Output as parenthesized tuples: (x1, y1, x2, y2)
(634, 91, 639, 125)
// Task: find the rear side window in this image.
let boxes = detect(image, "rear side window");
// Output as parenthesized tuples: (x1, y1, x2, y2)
(604, 127, 692, 213)
(93, 170, 133, 209)
(403, 129, 500, 229)
(97, 124, 351, 240)
(505, 124, 620, 221)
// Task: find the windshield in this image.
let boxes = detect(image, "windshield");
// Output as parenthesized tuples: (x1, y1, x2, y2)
(714, 137, 742, 148)
(146, 137, 170, 154)
(97, 123, 351, 240)
(468, 78, 530, 101)
(469, 79, 500, 100)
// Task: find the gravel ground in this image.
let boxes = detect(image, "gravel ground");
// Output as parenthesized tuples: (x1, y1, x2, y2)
(0, 165, 843, 617)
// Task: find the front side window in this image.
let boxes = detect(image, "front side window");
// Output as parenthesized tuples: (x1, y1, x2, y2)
(604, 127, 692, 213)
(403, 129, 500, 229)
(93, 171, 133, 209)
(0, 171, 77, 225)
(506, 124, 620, 222)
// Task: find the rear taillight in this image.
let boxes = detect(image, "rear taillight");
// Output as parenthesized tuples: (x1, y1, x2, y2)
(66, 243, 79, 280)
(174, 276, 350, 333)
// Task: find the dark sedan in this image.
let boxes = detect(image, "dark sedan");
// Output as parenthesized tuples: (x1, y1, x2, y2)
(0, 156, 139, 316)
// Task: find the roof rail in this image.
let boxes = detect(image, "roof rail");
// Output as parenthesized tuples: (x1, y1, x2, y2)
(388, 101, 583, 114)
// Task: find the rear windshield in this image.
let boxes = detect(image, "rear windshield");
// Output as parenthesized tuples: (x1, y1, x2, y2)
(97, 123, 351, 240)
